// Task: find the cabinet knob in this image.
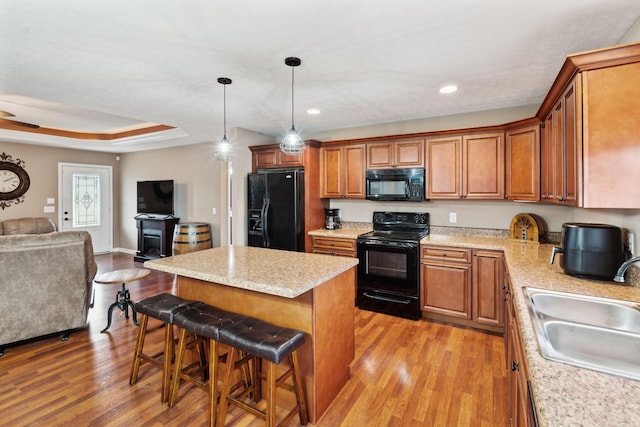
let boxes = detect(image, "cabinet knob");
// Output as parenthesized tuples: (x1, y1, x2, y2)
(511, 360, 520, 372)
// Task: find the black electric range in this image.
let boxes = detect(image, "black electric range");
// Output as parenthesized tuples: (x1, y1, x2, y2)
(356, 212, 429, 320)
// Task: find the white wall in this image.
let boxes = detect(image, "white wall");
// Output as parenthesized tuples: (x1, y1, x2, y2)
(619, 16, 640, 43)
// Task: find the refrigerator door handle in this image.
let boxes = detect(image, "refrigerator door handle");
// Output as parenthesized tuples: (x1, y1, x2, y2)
(262, 197, 270, 247)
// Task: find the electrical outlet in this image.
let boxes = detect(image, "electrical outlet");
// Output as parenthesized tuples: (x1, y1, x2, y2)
(212, 208, 217, 215)
(449, 212, 457, 223)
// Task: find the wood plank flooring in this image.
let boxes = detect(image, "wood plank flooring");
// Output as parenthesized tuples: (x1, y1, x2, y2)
(0, 253, 508, 426)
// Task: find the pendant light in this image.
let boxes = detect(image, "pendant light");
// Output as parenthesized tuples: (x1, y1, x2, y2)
(280, 57, 306, 155)
(215, 77, 235, 161)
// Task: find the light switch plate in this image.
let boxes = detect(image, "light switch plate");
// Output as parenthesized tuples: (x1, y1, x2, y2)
(47, 198, 55, 204)
(44, 206, 55, 213)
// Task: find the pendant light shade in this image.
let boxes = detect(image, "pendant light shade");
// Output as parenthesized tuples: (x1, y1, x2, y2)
(215, 77, 235, 161)
(280, 57, 306, 156)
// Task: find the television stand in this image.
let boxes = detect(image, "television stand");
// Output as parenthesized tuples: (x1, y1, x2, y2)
(134, 217, 179, 262)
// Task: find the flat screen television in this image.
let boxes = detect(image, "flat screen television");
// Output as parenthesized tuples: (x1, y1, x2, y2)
(137, 180, 174, 215)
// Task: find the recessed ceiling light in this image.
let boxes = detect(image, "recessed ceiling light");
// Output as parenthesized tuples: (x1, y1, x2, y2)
(439, 85, 458, 94)
(307, 108, 320, 115)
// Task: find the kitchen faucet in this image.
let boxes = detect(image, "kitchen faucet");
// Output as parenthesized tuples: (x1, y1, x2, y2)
(613, 256, 640, 282)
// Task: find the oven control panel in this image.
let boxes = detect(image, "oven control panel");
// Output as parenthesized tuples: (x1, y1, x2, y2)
(373, 211, 429, 225)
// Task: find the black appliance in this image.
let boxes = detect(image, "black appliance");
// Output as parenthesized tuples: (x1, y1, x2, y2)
(357, 211, 429, 320)
(325, 208, 341, 230)
(365, 168, 425, 201)
(550, 222, 626, 280)
(136, 180, 174, 215)
(247, 169, 305, 252)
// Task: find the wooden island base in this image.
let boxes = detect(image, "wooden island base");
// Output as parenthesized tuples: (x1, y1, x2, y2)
(176, 267, 356, 424)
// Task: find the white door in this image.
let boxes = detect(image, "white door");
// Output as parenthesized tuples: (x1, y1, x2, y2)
(59, 163, 112, 254)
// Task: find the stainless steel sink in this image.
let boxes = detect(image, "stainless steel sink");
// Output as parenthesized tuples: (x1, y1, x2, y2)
(523, 287, 640, 381)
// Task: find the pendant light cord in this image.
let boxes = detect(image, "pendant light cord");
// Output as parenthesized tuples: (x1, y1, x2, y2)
(290, 64, 295, 130)
(223, 83, 227, 137)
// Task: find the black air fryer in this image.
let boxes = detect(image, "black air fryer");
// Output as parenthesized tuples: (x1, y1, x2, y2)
(550, 223, 626, 280)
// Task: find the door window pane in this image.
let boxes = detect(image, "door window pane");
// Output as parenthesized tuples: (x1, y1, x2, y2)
(73, 173, 101, 227)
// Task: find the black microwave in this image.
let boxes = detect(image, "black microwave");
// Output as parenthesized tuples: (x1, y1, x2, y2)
(365, 168, 425, 201)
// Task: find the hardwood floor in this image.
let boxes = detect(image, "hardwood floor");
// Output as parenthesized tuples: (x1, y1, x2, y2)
(0, 253, 508, 426)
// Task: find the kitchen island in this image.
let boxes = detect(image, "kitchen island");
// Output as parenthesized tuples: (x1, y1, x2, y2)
(145, 245, 358, 424)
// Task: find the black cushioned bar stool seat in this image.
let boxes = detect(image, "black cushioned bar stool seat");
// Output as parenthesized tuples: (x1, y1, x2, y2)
(129, 292, 200, 403)
(169, 303, 246, 426)
(216, 316, 308, 427)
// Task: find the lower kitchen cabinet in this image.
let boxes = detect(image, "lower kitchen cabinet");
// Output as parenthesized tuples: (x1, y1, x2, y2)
(421, 245, 504, 333)
(505, 276, 538, 427)
(421, 246, 472, 319)
(472, 249, 504, 328)
(311, 236, 357, 258)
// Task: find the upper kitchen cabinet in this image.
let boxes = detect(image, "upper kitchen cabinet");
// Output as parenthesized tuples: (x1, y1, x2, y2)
(366, 138, 424, 169)
(506, 122, 541, 201)
(540, 78, 580, 205)
(426, 132, 504, 199)
(536, 43, 640, 208)
(320, 143, 366, 199)
(250, 140, 322, 171)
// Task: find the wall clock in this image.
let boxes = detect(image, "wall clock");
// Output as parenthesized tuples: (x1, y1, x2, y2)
(0, 152, 30, 210)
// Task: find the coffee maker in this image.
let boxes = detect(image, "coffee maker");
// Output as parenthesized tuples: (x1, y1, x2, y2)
(325, 209, 342, 230)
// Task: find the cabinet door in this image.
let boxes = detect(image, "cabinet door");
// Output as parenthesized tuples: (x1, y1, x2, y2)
(463, 132, 505, 199)
(540, 113, 554, 201)
(421, 261, 471, 319)
(278, 151, 304, 167)
(320, 146, 343, 198)
(562, 80, 579, 206)
(506, 125, 540, 201)
(366, 142, 394, 169)
(472, 250, 503, 329)
(254, 148, 279, 169)
(395, 139, 424, 168)
(343, 144, 366, 198)
(426, 136, 462, 199)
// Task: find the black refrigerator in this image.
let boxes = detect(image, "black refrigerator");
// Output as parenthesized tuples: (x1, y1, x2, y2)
(247, 169, 305, 252)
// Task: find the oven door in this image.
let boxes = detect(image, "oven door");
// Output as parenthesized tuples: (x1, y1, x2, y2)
(356, 239, 421, 319)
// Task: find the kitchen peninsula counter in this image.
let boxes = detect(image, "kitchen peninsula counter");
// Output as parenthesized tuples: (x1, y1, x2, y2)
(420, 234, 640, 427)
(145, 246, 359, 423)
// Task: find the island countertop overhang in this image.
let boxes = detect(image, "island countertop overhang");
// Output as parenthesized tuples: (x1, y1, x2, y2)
(144, 245, 359, 298)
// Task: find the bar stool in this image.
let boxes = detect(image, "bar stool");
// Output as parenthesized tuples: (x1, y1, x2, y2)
(129, 293, 199, 403)
(168, 303, 245, 427)
(216, 316, 308, 427)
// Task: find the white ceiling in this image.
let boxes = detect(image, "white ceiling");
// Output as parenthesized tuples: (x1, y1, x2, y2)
(0, 1, 638, 153)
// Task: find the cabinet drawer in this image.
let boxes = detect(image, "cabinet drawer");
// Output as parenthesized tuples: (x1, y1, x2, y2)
(312, 248, 357, 258)
(421, 245, 471, 263)
(311, 236, 356, 255)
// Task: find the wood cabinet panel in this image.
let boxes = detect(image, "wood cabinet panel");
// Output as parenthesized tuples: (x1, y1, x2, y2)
(540, 113, 554, 201)
(421, 262, 471, 319)
(506, 125, 540, 201)
(582, 62, 640, 208)
(343, 145, 366, 197)
(472, 250, 503, 328)
(311, 236, 357, 258)
(426, 136, 462, 199)
(463, 132, 505, 199)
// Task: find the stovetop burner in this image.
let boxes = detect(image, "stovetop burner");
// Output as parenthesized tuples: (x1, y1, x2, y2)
(358, 211, 430, 243)
(358, 230, 428, 243)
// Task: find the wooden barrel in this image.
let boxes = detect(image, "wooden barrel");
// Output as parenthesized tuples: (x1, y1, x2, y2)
(172, 223, 212, 255)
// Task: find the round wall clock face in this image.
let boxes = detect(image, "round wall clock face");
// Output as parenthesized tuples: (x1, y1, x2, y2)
(0, 161, 30, 201)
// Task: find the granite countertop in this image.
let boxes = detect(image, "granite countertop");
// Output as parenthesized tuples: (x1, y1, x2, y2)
(308, 228, 371, 239)
(144, 245, 358, 298)
(421, 234, 640, 427)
